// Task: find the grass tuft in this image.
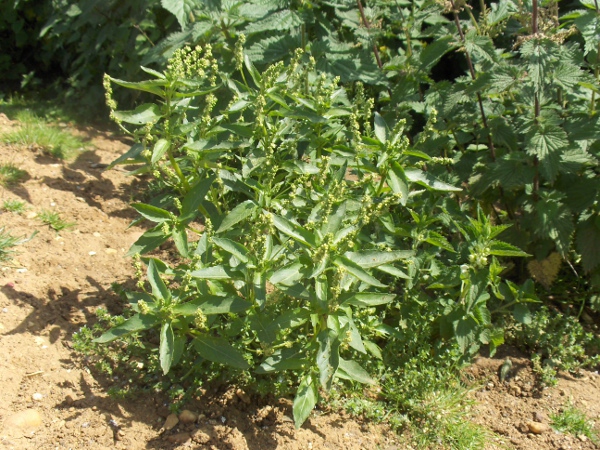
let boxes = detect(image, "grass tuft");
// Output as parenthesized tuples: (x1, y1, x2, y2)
(1, 110, 86, 160)
(0, 227, 35, 263)
(551, 403, 598, 443)
(2, 199, 27, 213)
(38, 209, 75, 231)
(0, 163, 28, 186)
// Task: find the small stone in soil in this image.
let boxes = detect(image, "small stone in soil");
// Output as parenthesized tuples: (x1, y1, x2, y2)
(178, 410, 197, 424)
(32, 393, 43, 401)
(527, 421, 549, 434)
(166, 432, 191, 444)
(162, 414, 179, 432)
(4, 409, 43, 436)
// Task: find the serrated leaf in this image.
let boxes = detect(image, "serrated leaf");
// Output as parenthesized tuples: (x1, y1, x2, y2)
(488, 241, 530, 257)
(160, 322, 175, 375)
(293, 374, 318, 428)
(93, 314, 159, 343)
(576, 217, 600, 273)
(193, 335, 249, 369)
(161, 0, 197, 29)
(527, 252, 562, 289)
(113, 103, 162, 125)
(420, 35, 454, 71)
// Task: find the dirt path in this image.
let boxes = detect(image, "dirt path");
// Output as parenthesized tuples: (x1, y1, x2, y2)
(0, 112, 598, 449)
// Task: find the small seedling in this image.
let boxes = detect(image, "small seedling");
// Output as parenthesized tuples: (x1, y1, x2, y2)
(38, 209, 75, 231)
(0, 227, 36, 262)
(2, 199, 26, 213)
(551, 403, 598, 443)
(0, 163, 27, 186)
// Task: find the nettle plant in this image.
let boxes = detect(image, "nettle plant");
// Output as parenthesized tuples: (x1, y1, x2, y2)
(97, 45, 527, 426)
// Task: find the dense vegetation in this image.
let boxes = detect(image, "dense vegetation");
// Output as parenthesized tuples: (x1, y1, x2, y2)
(2, 0, 600, 444)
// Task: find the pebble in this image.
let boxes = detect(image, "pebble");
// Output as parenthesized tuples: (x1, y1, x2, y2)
(533, 411, 547, 423)
(32, 393, 43, 401)
(235, 389, 250, 404)
(88, 251, 96, 256)
(93, 232, 101, 237)
(178, 410, 197, 424)
(162, 413, 179, 432)
(105, 248, 117, 254)
(26, 212, 37, 219)
(4, 409, 43, 436)
(527, 421, 549, 434)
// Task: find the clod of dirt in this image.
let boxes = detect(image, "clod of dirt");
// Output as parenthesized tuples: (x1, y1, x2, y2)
(3, 409, 43, 437)
(166, 431, 191, 444)
(527, 420, 549, 434)
(161, 413, 178, 432)
(235, 388, 251, 404)
(178, 409, 197, 424)
(191, 427, 212, 444)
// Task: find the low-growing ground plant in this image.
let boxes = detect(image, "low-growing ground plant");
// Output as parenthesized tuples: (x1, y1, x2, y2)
(89, 45, 532, 428)
(0, 226, 35, 263)
(1, 199, 26, 213)
(0, 163, 27, 186)
(551, 402, 599, 444)
(38, 209, 75, 232)
(1, 110, 86, 159)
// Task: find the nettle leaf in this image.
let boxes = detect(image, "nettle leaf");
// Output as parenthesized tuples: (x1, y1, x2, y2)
(419, 35, 455, 71)
(160, 322, 175, 375)
(112, 103, 162, 125)
(245, 9, 303, 34)
(574, 11, 600, 56)
(293, 373, 318, 428)
(463, 30, 497, 65)
(488, 241, 530, 257)
(93, 314, 159, 343)
(576, 216, 600, 273)
(246, 34, 302, 65)
(521, 38, 553, 92)
(161, 0, 197, 29)
(526, 124, 568, 182)
(193, 335, 249, 369)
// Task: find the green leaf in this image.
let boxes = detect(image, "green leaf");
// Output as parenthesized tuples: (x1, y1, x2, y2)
(424, 231, 455, 252)
(342, 293, 396, 307)
(112, 103, 162, 125)
(336, 358, 375, 385)
(293, 374, 318, 428)
(127, 225, 170, 256)
(513, 304, 532, 325)
(271, 213, 317, 248)
(93, 314, 159, 343)
(108, 143, 145, 169)
(256, 347, 307, 373)
(160, 322, 175, 375)
(419, 35, 455, 71)
(212, 238, 250, 263)
(387, 162, 409, 206)
(148, 258, 171, 303)
(107, 77, 167, 97)
(151, 139, 170, 164)
(190, 265, 235, 279)
(576, 216, 600, 272)
(333, 256, 387, 288)
(172, 224, 189, 257)
(193, 335, 249, 369)
(488, 241, 530, 257)
(131, 203, 172, 223)
(270, 262, 304, 286)
(316, 330, 340, 390)
(343, 250, 414, 268)
(374, 112, 388, 144)
(216, 200, 257, 233)
(405, 168, 461, 192)
(161, 0, 197, 29)
(172, 295, 251, 316)
(180, 176, 215, 221)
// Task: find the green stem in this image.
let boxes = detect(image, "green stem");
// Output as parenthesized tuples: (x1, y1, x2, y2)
(167, 150, 190, 192)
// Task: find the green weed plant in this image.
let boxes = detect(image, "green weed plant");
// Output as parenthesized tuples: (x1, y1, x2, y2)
(94, 45, 531, 428)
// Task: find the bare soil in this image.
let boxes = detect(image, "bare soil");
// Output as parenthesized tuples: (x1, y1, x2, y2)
(0, 113, 598, 449)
